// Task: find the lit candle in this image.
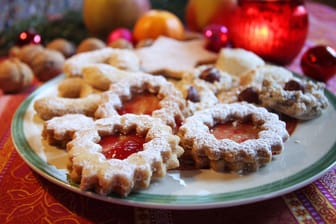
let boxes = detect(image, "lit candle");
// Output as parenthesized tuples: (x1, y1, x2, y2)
(229, 0, 309, 65)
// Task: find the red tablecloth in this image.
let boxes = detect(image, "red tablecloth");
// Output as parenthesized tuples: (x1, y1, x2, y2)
(1, 1, 335, 223)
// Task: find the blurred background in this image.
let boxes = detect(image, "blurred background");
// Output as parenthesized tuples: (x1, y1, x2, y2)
(0, 0, 192, 31)
(1, 0, 334, 31)
(0, 0, 334, 56)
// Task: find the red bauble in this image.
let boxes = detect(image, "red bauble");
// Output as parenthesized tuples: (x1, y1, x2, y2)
(203, 24, 229, 52)
(301, 45, 336, 82)
(16, 31, 42, 46)
(106, 28, 133, 45)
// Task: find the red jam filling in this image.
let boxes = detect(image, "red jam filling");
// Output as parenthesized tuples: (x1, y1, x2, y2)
(99, 132, 145, 160)
(280, 114, 298, 136)
(117, 92, 161, 115)
(210, 120, 261, 143)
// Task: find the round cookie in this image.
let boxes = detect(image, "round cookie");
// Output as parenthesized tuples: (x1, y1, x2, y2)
(66, 114, 183, 196)
(95, 72, 189, 129)
(178, 102, 289, 173)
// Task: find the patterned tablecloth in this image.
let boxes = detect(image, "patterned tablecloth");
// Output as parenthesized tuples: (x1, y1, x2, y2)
(0, 1, 335, 223)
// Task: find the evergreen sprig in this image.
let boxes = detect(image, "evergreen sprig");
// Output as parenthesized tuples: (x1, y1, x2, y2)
(0, 10, 88, 56)
(0, 0, 188, 56)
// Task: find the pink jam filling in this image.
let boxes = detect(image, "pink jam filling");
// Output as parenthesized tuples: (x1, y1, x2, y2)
(210, 121, 261, 143)
(99, 132, 145, 160)
(117, 92, 160, 115)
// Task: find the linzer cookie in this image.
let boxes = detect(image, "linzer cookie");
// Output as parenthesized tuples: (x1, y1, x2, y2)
(178, 103, 289, 173)
(135, 36, 218, 79)
(95, 72, 189, 129)
(66, 114, 183, 197)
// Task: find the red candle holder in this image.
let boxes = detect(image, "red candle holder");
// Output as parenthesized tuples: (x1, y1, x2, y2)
(229, 0, 309, 65)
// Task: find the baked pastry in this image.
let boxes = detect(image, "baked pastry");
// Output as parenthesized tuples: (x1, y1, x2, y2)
(174, 74, 218, 113)
(34, 93, 102, 120)
(135, 36, 218, 79)
(106, 50, 140, 72)
(81, 64, 134, 91)
(175, 65, 235, 113)
(216, 48, 265, 77)
(239, 64, 293, 88)
(66, 114, 184, 197)
(57, 77, 93, 98)
(178, 102, 289, 173)
(260, 77, 329, 120)
(236, 65, 294, 104)
(64, 48, 140, 77)
(95, 72, 189, 129)
(42, 114, 95, 148)
(237, 65, 329, 120)
(189, 65, 235, 93)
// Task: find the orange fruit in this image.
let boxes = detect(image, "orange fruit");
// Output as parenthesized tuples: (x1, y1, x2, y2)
(133, 10, 184, 43)
(82, 0, 150, 38)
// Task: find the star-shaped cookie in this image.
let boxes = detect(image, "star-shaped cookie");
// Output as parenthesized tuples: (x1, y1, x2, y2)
(135, 36, 218, 79)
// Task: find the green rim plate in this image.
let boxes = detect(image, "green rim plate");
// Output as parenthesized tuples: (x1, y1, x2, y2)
(11, 75, 336, 210)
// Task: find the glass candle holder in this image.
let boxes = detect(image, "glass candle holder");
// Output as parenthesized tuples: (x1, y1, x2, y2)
(229, 0, 309, 65)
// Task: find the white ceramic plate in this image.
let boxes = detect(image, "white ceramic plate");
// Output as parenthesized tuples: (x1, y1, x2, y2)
(12, 75, 336, 210)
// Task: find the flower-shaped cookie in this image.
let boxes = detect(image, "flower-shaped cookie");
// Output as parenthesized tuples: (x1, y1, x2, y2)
(95, 72, 189, 129)
(178, 103, 289, 173)
(67, 114, 183, 197)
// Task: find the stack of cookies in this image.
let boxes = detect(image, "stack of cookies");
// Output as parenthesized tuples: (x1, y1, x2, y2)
(33, 36, 329, 197)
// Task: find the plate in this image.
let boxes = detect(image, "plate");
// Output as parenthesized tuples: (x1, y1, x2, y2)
(12, 75, 336, 210)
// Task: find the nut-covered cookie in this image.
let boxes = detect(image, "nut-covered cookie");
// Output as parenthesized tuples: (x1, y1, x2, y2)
(260, 78, 329, 120)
